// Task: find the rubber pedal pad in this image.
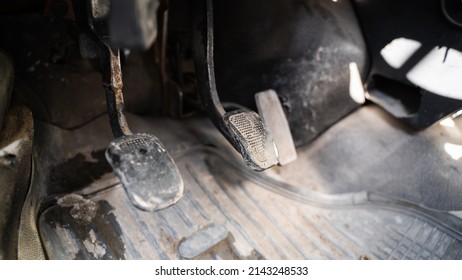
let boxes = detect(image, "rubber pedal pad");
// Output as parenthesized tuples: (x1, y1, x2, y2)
(106, 133, 183, 211)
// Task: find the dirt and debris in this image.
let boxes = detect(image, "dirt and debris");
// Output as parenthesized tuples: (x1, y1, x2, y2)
(49, 150, 112, 195)
(43, 199, 126, 259)
(82, 229, 106, 258)
(57, 193, 98, 225)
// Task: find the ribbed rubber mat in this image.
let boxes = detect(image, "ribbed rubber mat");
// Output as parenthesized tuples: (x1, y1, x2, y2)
(38, 148, 462, 259)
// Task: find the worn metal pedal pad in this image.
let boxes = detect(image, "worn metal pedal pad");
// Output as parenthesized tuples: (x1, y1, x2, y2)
(222, 110, 278, 171)
(106, 133, 183, 211)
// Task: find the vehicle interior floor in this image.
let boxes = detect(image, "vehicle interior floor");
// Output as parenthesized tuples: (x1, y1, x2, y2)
(30, 104, 462, 260)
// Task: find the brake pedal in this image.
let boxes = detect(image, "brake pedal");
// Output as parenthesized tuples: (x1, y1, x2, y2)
(86, 3, 183, 211)
(193, 0, 278, 171)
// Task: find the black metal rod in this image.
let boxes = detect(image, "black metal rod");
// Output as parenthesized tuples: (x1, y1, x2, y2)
(193, 0, 226, 127)
(101, 46, 132, 138)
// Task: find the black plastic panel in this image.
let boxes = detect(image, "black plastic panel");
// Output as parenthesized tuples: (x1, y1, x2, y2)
(354, 0, 462, 128)
(210, 0, 368, 146)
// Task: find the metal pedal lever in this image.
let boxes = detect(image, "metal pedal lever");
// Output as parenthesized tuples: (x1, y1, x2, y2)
(193, 0, 278, 171)
(90, 19, 183, 211)
(102, 47, 183, 212)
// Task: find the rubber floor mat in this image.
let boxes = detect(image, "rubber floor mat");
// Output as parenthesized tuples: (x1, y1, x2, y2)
(38, 147, 462, 260)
